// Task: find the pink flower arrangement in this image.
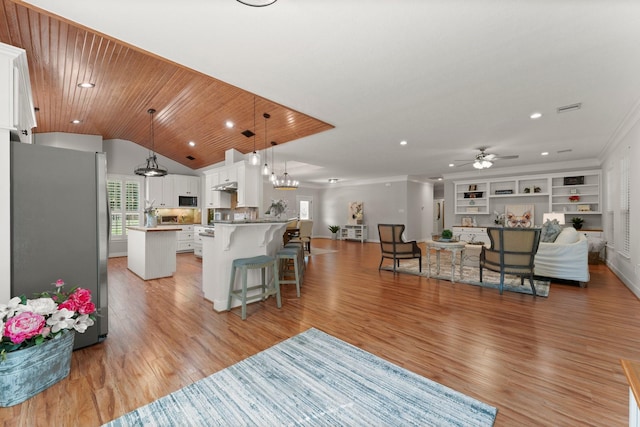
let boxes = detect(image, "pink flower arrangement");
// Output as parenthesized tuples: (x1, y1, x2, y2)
(0, 280, 96, 359)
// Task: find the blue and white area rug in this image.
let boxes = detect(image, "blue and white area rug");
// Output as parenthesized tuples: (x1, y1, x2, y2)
(104, 328, 497, 426)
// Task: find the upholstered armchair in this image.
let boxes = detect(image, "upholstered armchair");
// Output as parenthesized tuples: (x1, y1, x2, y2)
(480, 227, 541, 295)
(377, 224, 422, 272)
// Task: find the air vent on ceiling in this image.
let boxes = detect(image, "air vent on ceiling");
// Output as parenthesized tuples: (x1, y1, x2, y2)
(241, 130, 255, 138)
(186, 155, 196, 160)
(557, 149, 572, 154)
(557, 103, 582, 114)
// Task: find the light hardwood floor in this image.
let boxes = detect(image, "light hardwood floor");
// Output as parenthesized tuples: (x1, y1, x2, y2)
(2, 239, 638, 426)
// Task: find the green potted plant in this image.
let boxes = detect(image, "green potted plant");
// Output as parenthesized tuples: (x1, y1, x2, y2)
(328, 225, 340, 240)
(441, 229, 453, 240)
(571, 216, 584, 230)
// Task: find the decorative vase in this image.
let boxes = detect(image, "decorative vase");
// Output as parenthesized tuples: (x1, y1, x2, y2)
(146, 213, 157, 227)
(331, 233, 338, 240)
(0, 330, 75, 407)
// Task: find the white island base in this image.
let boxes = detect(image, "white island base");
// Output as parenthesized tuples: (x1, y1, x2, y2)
(127, 226, 180, 280)
(202, 221, 287, 312)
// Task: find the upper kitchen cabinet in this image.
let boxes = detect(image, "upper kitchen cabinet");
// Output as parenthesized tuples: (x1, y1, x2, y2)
(205, 172, 231, 209)
(174, 175, 200, 198)
(146, 175, 174, 208)
(0, 43, 36, 143)
(236, 162, 259, 207)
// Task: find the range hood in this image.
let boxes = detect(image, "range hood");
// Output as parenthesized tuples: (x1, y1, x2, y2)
(212, 181, 238, 192)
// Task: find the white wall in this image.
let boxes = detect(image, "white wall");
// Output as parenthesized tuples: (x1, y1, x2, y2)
(103, 138, 199, 176)
(35, 132, 103, 152)
(601, 107, 640, 297)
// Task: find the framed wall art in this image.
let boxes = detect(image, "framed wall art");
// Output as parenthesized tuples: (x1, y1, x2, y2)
(504, 204, 535, 228)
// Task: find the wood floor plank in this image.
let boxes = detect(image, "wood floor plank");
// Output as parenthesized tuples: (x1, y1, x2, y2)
(0, 240, 637, 426)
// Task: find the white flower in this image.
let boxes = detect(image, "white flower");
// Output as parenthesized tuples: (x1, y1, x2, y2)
(0, 296, 23, 319)
(46, 308, 76, 333)
(73, 314, 95, 333)
(24, 298, 58, 316)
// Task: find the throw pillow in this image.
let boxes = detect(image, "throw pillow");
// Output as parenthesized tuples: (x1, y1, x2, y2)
(540, 219, 563, 242)
(554, 226, 579, 244)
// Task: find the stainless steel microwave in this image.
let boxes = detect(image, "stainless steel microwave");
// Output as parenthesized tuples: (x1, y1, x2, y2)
(178, 196, 198, 207)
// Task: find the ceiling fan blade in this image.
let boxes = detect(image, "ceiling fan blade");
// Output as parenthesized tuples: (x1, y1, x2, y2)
(495, 155, 519, 160)
(484, 153, 497, 160)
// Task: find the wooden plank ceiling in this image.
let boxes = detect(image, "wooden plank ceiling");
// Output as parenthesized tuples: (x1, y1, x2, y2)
(0, 0, 333, 169)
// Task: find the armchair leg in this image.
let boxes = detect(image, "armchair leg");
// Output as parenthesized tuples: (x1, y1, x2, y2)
(529, 275, 537, 296)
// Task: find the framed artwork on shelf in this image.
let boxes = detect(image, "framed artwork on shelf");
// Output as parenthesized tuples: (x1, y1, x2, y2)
(564, 176, 585, 185)
(505, 204, 534, 228)
(468, 184, 477, 191)
(577, 205, 591, 212)
(466, 207, 479, 213)
(461, 217, 473, 227)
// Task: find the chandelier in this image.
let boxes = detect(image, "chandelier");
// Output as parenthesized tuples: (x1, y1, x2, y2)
(134, 109, 168, 177)
(273, 160, 299, 190)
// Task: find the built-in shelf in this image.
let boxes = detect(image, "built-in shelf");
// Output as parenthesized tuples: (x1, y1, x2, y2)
(454, 170, 602, 227)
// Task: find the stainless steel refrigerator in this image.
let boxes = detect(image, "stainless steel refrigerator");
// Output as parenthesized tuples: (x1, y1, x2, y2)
(10, 142, 109, 349)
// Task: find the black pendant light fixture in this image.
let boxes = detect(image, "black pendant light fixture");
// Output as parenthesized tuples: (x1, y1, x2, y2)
(236, 0, 277, 6)
(249, 97, 260, 166)
(134, 109, 168, 177)
(262, 113, 270, 176)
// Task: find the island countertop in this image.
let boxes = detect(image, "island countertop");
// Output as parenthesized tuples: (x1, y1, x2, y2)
(127, 226, 181, 232)
(211, 219, 289, 225)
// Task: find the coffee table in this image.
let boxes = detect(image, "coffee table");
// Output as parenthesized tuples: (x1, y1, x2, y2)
(425, 240, 467, 283)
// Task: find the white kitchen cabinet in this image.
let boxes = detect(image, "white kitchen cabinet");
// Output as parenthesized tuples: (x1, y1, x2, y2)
(174, 175, 200, 198)
(205, 172, 231, 209)
(218, 165, 238, 186)
(0, 44, 36, 143)
(236, 162, 260, 207)
(176, 225, 195, 252)
(146, 176, 174, 207)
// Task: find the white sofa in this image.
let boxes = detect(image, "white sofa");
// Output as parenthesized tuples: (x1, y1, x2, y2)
(534, 227, 590, 285)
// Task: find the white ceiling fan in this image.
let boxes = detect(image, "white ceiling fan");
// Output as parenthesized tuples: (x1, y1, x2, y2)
(456, 147, 519, 169)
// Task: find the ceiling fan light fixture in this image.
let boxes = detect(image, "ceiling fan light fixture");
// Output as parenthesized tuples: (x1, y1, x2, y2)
(473, 159, 493, 169)
(134, 109, 168, 177)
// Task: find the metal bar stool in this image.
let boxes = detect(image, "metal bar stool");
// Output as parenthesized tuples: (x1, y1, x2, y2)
(227, 255, 281, 320)
(276, 247, 302, 298)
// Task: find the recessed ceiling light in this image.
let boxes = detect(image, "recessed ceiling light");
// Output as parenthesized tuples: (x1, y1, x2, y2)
(188, 141, 196, 147)
(541, 152, 549, 156)
(530, 112, 542, 119)
(328, 178, 339, 183)
(400, 140, 408, 146)
(77, 82, 95, 88)
(226, 121, 234, 128)
(449, 163, 455, 167)
(437, 177, 443, 181)
(70, 119, 82, 124)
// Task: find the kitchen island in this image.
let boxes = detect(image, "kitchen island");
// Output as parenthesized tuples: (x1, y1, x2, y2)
(127, 226, 181, 280)
(201, 220, 288, 311)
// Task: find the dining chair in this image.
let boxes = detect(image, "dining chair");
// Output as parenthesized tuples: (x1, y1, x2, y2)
(289, 220, 313, 252)
(479, 227, 542, 295)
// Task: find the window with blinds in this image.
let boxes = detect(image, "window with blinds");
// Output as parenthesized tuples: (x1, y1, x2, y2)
(620, 152, 630, 257)
(605, 167, 615, 247)
(108, 175, 142, 239)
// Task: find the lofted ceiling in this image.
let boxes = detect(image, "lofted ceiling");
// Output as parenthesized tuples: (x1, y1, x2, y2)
(3, 1, 640, 184)
(0, 0, 333, 170)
